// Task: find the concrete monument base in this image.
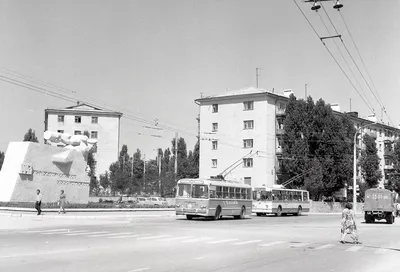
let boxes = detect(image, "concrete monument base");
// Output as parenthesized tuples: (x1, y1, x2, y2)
(0, 142, 90, 204)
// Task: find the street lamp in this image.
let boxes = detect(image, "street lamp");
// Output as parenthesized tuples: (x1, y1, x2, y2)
(353, 122, 377, 213)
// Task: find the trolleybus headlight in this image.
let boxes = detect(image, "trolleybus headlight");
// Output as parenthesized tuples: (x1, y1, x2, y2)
(200, 205, 206, 209)
(176, 204, 180, 208)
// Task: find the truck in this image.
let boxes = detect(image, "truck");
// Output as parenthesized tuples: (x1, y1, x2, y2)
(364, 188, 396, 224)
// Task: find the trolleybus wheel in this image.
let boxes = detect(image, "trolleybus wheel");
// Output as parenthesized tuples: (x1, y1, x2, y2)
(186, 215, 193, 220)
(276, 206, 282, 217)
(234, 206, 246, 219)
(213, 206, 221, 220)
(256, 213, 262, 216)
(295, 206, 302, 216)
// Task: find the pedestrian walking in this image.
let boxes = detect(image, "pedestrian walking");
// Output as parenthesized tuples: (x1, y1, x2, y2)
(340, 202, 361, 244)
(35, 189, 42, 215)
(58, 190, 66, 214)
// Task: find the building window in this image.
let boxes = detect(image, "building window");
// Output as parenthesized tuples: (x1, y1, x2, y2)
(212, 141, 218, 150)
(243, 120, 254, 130)
(385, 159, 390, 166)
(212, 104, 218, 113)
(57, 130, 64, 134)
(243, 139, 253, 148)
(244, 177, 252, 185)
(91, 131, 98, 139)
(91, 117, 98, 124)
(243, 101, 254, 111)
(58, 115, 64, 122)
(75, 116, 82, 123)
(74, 130, 82, 135)
(243, 158, 253, 168)
(212, 159, 218, 168)
(212, 123, 218, 132)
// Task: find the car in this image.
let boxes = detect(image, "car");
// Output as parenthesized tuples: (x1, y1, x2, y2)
(149, 197, 168, 207)
(136, 197, 151, 206)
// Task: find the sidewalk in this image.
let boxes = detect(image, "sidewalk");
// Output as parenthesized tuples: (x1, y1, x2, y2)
(0, 210, 176, 220)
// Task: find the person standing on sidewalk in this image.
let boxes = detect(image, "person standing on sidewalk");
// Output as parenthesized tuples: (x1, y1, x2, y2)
(340, 202, 361, 244)
(35, 189, 42, 215)
(58, 190, 66, 214)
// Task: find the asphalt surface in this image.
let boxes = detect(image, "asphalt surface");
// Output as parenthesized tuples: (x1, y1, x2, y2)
(1, 213, 399, 272)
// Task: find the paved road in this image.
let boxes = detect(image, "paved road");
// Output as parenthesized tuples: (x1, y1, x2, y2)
(0, 213, 399, 272)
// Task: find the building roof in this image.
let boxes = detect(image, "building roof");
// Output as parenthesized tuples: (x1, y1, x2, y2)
(45, 102, 123, 117)
(195, 86, 289, 103)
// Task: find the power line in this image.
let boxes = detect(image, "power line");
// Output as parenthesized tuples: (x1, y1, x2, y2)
(319, 5, 394, 125)
(317, 11, 374, 111)
(292, 0, 375, 114)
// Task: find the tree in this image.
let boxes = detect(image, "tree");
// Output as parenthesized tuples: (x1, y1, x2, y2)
(359, 134, 382, 189)
(109, 145, 133, 195)
(23, 128, 39, 143)
(0, 151, 4, 171)
(387, 140, 400, 193)
(87, 149, 99, 196)
(281, 95, 355, 199)
(99, 172, 111, 191)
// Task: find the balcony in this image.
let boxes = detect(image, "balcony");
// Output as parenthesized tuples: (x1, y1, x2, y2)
(276, 128, 285, 136)
(276, 146, 283, 156)
(384, 165, 394, 171)
(276, 108, 286, 117)
(384, 136, 394, 144)
(384, 147, 393, 157)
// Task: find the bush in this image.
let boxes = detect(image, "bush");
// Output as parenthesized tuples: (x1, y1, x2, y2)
(99, 198, 103, 203)
(0, 201, 176, 209)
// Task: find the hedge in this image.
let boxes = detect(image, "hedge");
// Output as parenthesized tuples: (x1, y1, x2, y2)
(0, 202, 174, 209)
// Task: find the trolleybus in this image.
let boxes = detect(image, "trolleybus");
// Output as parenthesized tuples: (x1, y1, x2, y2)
(175, 178, 253, 220)
(252, 186, 310, 216)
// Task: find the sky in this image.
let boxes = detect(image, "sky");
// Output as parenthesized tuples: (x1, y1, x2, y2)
(0, 0, 399, 161)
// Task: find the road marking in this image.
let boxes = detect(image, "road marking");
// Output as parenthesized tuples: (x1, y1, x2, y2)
(259, 241, 285, 247)
(182, 237, 213, 243)
(158, 236, 193, 242)
(137, 235, 170, 240)
(0, 248, 94, 258)
(22, 229, 69, 233)
(65, 231, 109, 236)
(128, 268, 149, 272)
(290, 243, 309, 248)
(43, 230, 88, 235)
(375, 248, 388, 254)
(314, 244, 335, 250)
(232, 240, 262, 245)
(109, 235, 140, 239)
(194, 256, 205, 260)
(207, 239, 239, 244)
(88, 232, 135, 238)
(345, 246, 363, 252)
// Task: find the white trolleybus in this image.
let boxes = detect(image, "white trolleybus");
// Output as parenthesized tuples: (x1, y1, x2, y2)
(252, 185, 310, 216)
(175, 178, 253, 220)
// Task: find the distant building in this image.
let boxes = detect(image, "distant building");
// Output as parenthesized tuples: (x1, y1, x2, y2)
(44, 102, 122, 178)
(195, 87, 400, 189)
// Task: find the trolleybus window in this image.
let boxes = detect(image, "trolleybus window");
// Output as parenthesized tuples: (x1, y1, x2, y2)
(216, 186, 223, 198)
(303, 192, 309, 201)
(178, 184, 191, 198)
(235, 188, 241, 199)
(192, 185, 208, 199)
(223, 187, 229, 198)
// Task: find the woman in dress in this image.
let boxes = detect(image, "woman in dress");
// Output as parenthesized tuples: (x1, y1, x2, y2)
(340, 202, 361, 244)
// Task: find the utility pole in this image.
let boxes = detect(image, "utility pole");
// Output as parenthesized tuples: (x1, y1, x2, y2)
(158, 152, 162, 196)
(143, 154, 146, 192)
(305, 84, 307, 99)
(131, 155, 134, 194)
(174, 132, 178, 181)
(256, 68, 260, 88)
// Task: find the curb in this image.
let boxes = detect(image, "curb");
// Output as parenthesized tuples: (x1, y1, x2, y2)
(0, 212, 176, 220)
(0, 207, 175, 213)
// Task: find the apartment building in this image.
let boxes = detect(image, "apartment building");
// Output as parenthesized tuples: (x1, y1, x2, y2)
(195, 87, 400, 189)
(44, 102, 123, 178)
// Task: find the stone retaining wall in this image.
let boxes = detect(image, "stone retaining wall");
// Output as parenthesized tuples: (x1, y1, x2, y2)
(310, 201, 363, 213)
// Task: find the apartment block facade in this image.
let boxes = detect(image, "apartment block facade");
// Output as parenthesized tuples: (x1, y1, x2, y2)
(44, 103, 122, 178)
(196, 87, 400, 189)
